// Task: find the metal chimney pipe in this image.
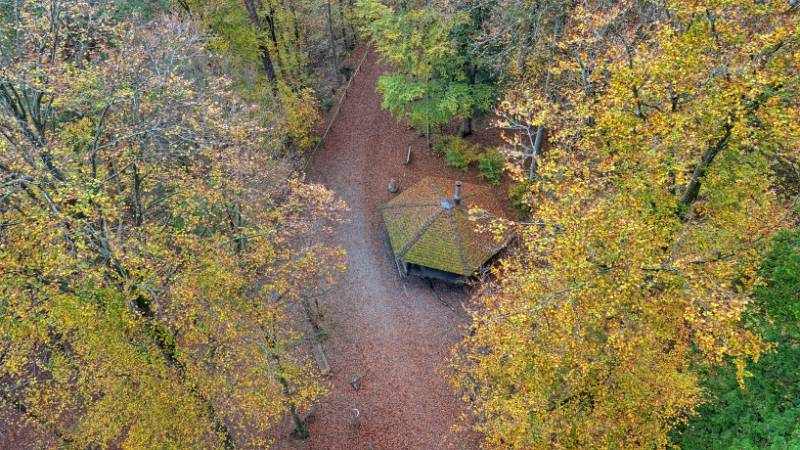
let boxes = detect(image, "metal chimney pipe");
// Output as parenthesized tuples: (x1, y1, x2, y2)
(454, 181, 462, 205)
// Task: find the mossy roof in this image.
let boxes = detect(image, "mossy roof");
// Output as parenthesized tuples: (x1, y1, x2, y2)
(379, 177, 507, 276)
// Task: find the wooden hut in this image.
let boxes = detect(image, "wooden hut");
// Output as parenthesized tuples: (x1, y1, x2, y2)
(379, 177, 509, 284)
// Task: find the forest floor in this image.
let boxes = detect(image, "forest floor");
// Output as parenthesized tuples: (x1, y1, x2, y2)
(273, 47, 506, 450)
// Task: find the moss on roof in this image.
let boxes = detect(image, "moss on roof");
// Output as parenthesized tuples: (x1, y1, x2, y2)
(379, 177, 507, 276)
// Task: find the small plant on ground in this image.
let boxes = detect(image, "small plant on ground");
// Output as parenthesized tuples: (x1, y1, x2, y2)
(434, 135, 504, 182)
(446, 146, 478, 171)
(436, 135, 480, 171)
(478, 150, 505, 186)
(321, 97, 334, 112)
(431, 134, 450, 157)
(432, 135, 474, 157)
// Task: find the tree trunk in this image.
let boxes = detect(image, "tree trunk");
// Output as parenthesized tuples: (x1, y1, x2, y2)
(326, 0, 339, 78)
(286, 0, 300, 41)
(459, 117, 472, 137)
(337, 0, 350, 49)
(264, 331, 310, 440)
(289, 403, 309, 439)
(347, 0, 357, 44)
(426, 122, 431, 149)
(529, 125, 545, 180)
(243, 0, 278, 93)
(302, 296, 321, 333)
(287, 135, 297, 160)
(460, 64, 477, 137)
(264, 7, 284, 73)
(679, 123, 731, 212)
(266, 8, 278, 47)
(131, 161, 143, 226)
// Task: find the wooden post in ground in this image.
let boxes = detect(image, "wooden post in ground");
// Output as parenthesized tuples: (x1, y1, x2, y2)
(426, 123, 431, 149)
(313, 342, 331, 376)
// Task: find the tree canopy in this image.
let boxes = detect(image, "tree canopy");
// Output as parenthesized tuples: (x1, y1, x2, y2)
(452, 1, 800, 448)
(0, 2, 344, 447)
(358, 0, 496, 135)
(674, 230, 800, 449)
(2, 0, 799, 448)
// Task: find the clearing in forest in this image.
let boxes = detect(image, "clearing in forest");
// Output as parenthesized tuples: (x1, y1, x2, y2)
(279, 47, 504, 450)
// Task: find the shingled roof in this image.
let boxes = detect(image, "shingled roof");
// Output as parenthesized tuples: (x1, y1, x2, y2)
(379, 177, 507, 277)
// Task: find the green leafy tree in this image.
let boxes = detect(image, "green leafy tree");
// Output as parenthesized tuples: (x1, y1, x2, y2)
(754, 230, 800, 337)
(358, 0, 496, 142)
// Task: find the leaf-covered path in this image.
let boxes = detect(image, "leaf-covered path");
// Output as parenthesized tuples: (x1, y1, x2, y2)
(283, 48, 495, 450)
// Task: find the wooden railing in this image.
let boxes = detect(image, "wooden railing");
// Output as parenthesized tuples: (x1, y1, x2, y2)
(302, 47, 371, 171)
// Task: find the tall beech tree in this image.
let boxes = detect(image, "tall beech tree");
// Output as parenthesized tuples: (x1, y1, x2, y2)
(0, 4, 345, 447)
(185, 0, 358, 155)
(453, 1, 800, 448)
(188, 0, 357, 89)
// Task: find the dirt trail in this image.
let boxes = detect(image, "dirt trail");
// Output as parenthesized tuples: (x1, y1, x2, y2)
(280, 48, 499, 450)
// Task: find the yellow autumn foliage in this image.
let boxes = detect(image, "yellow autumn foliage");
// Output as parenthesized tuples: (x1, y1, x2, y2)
(454, 1, 799, 448)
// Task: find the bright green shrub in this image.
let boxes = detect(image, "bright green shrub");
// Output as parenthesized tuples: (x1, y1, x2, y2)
(478, 150, 504, 186)
(440, 136, 479, 171)
(445, 146, 476, 171)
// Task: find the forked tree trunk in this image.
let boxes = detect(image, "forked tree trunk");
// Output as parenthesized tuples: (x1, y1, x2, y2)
(289, 402, 309, 439)
(263, 331, 310, 440)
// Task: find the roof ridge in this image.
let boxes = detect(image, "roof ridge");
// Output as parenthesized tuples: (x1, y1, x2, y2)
(378, 200, 440, 211)
(448, 206, 471, 275)
(395, 206, 448, 259)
